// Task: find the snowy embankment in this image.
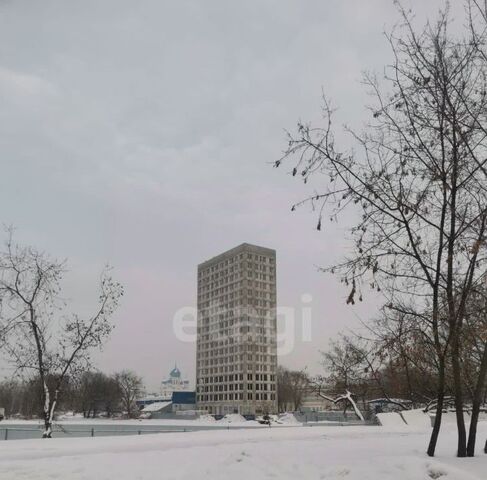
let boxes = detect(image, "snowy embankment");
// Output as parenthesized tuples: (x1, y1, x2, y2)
(376, 409, 487, 429)
(1, 422, 486, 480)
(376, 409, 432, 428)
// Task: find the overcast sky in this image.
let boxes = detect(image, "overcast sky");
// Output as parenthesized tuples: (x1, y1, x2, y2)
(0, 0, 463, 391)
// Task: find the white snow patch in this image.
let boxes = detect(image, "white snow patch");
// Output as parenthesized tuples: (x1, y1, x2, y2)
(218, 414, 247, 424)
(401, 408, 432, 429)
(195, 414, 216, 423)
(376, 412, 407, 427)
(141, 402, 171, 413)
(277, 413, 301, 425)
(56, 412, 85, 420)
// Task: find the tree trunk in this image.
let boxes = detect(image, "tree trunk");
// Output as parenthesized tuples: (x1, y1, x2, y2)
(452, 331, 467, 457)
(427, 359, 445, 457)
(467, 342, 487, 456)
(42, 381, 52, 438)
(43, 416, 52, 438)
(42, 389, 58, 439)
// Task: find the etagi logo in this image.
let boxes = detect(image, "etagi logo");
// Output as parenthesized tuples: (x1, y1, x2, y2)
(172, 293, 313, 355)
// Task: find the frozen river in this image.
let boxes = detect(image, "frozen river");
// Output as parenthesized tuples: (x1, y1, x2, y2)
(0, 421, 264, 441)
(0, 418, 366, 441)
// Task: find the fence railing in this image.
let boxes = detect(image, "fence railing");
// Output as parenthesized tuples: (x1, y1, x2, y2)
(0, 421, 277, 440)
(0, 427, 190, 441)
(294, 411, 372, 424)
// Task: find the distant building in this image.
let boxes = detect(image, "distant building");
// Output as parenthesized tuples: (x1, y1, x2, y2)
(196, 243, 278, 415)
(139, 391, 197, 418)
(160, 364, 190, 399)
(278, 383, 334, 413)
(136, 364, 190, 409)
(172, 391, 196, 412)
(139, 401, 172, 415)
(299, 387, 334, 412)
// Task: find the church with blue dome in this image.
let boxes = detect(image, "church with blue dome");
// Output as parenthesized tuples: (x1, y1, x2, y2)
(160, 363, 190, 399)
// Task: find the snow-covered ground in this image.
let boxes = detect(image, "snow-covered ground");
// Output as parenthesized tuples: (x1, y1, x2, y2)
(1, 421, 486, 479)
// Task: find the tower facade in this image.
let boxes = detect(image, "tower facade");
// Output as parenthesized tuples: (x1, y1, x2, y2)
(196, 243, 277, 415)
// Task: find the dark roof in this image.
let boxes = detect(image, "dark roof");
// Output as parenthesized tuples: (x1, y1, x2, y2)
(198, 243, 275, 269)
(171, 391, 196, 404)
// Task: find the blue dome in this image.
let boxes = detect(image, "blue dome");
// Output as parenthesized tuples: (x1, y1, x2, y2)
(170, 365, 181, 378)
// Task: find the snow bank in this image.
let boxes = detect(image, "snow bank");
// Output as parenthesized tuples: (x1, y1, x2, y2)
(429, 411, 487, 426)
(56, 412, 84, 420)
(195, 414, 216, 423)
(377, 409, 432, 429)
(218, 413, 246, 423)
(438, 412, 458, 424)
(376, 412, 406, 427)
(278, 413, 300, 425)
(400, 409, 432, 428)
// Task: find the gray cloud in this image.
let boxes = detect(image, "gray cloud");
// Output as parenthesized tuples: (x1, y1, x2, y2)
(0, 0, 461, 390)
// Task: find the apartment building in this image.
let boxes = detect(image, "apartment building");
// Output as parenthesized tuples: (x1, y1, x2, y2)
(196, 243, 277, 415)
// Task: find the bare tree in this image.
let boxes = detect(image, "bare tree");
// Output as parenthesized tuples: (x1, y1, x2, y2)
(463, 0, 487, 457)
(321, 310, 450, 411)
(0, 229, 123, 437)
(310, 376, 365, 421)
(322, 337, 367, 394)
(460, 276, 487, 455)
(277, 366, 308, 412)
(0, 379, 26, 417)
(74, 371, 121, 418)
(367, 309, 442, 407)
(114, 370, 143, 418)
(276, 4, 487, 457)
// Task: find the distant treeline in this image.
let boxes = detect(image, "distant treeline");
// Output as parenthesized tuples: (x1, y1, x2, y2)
(0, 370, 143, 419)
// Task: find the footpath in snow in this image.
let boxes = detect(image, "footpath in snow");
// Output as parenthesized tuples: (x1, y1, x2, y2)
(0, 421, 486, 480)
